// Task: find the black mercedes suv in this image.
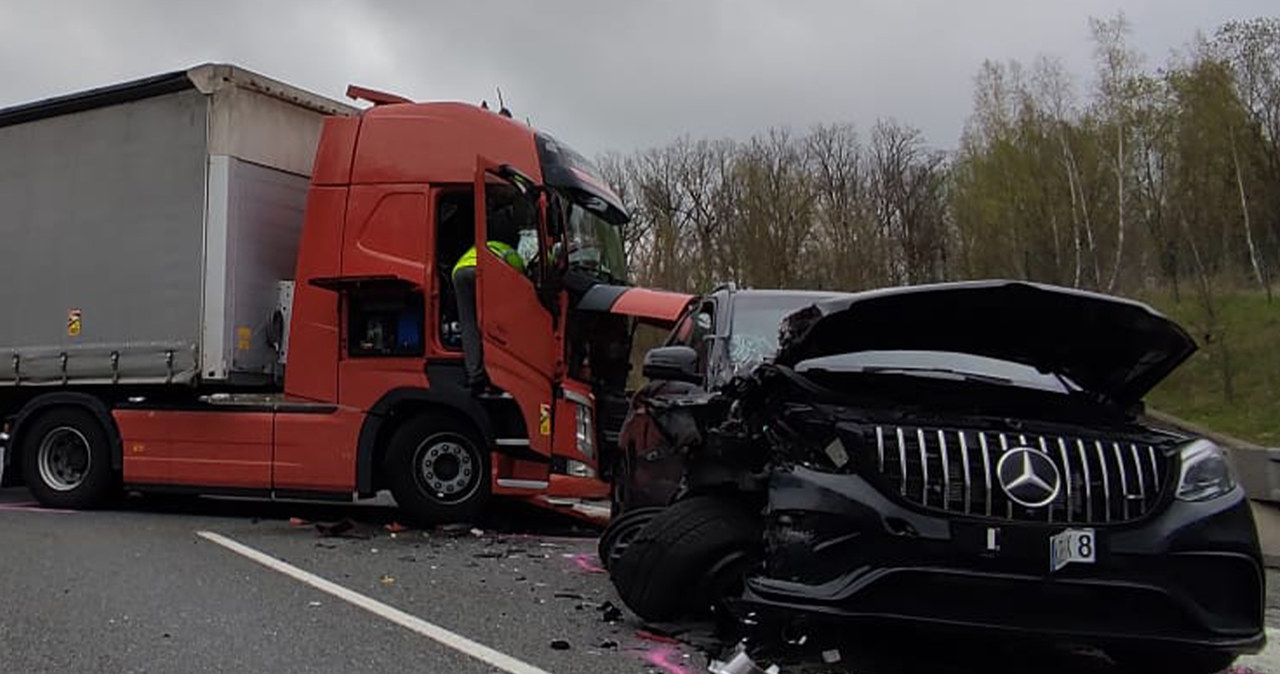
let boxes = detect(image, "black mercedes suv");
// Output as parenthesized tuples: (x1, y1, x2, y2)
(601, 281, 1263, 674)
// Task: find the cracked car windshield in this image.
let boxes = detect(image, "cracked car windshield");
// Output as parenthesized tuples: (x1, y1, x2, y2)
(727, 293, 838, 376)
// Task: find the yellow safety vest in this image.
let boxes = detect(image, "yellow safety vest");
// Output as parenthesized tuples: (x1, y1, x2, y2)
(453, 241, 526, 277)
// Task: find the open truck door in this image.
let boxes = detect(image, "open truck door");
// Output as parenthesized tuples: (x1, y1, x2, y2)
(473, 159, 557, 463)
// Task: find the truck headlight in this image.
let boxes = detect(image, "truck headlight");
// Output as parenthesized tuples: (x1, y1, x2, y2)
(1175, 440, 1238, 502)
(574, 403, 595, 460)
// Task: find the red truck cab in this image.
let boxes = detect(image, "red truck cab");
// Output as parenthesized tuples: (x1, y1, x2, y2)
(4, 75, 691, 524)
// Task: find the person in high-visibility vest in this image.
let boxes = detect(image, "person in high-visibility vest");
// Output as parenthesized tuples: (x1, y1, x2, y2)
(452, 240, 526, 393)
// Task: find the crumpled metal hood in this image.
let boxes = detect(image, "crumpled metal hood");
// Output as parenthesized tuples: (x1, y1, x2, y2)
(774, 280, 1196, 405)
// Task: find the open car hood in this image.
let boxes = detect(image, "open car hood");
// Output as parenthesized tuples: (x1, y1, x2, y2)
(774, 280, 1196, 405)
(577, 285, 695, 328)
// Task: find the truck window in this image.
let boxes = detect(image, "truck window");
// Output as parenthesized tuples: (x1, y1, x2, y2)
(348, 290, 425, 357)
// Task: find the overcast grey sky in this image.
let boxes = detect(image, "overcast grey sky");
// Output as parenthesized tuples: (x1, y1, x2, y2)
(0, 1, 1273, 155)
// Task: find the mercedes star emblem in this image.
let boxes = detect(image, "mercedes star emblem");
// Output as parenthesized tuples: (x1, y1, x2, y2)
(996, 447, 1061, 508)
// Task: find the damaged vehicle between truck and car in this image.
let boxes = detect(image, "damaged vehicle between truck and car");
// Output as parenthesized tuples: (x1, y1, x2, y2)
(600, 281, 1264, 674)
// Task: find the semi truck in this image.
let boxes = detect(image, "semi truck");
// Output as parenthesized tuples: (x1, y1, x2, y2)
(0, 64, 692, 523)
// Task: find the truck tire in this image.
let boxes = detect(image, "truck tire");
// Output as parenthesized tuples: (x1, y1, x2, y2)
(598, 506, 664, 571)
(610, 495, 760, 622)
(384, 416, 490, 525)
(20, 407, 116, 509)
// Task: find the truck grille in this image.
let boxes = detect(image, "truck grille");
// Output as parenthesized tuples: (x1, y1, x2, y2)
(871, 425, 1171, 524)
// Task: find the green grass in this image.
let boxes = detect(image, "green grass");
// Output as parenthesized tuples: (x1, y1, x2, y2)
(1141, 290, 1280, 446)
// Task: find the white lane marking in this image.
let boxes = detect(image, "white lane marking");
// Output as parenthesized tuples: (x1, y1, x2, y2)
(0, 503, 75, 514)
(196, 531, 553, 674)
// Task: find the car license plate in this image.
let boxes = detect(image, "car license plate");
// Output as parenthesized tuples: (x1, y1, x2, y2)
(1050, 528, 1096, 572)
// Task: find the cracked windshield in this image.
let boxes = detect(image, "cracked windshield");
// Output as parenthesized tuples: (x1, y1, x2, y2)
(1, 2, 1276, 674)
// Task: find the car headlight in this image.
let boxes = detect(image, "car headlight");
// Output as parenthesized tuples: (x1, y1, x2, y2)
(1175, 440, 1238, 502)
(574, 402, 595, 460)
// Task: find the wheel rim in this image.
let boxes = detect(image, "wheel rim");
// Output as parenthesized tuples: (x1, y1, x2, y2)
(37, 426, 91, 492)
(412, 433, 481, 504)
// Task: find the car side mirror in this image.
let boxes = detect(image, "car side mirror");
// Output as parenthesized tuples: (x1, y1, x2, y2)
(642, 346, 701, 383)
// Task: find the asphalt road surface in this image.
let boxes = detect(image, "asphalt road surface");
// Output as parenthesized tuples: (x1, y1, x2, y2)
(1, 487, 1276, 674)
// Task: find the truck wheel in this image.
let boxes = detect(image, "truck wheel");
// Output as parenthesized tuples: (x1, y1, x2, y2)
(384, 416, 490, 525)
(598, 506, 663, 571)
(610, 495, 760, 622)
(20, 407, 116, 509)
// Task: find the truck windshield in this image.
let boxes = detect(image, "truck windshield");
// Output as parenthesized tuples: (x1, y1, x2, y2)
(566, 200, 628, 283)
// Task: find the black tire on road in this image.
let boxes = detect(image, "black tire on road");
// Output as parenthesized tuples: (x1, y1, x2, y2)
(20, 407, 116, 509)
(598, 506, 664, 571)
(1109, 648, 1238, 674)
(384, 416, 491, 525)
(610, 495, 760, 622)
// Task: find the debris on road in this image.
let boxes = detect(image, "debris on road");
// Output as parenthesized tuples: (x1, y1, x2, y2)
(821, 649, 842, 664)
(550, 639, 572, 650)
(708, 645, 779, 674)
(378, 574, 395, 585)
(383, 522, 408, 533)
(289, 517, 310, 527)
(314, 518, 366, 539)
(469, 527, 484, 537)
(593, 601, 624, 621)
(597, 600, 624, 623)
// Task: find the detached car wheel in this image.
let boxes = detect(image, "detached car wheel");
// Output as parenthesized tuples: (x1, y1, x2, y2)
(385, 417, 490, 525)
(611, 495, 760, 621)
(21, 408, 116, 509)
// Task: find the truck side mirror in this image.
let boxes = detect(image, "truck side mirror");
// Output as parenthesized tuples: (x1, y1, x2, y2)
(642, 346, 701, 383)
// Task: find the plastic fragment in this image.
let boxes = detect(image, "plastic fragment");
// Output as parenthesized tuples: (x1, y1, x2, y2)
(289, 517, 310, 527)
(550, 639, 571, 650)
(597, 601, 623, 622)
(315, 518, 366, 538)
(379, 574, 395, 585)
(821, 649, 841, 664)
(708, 646, 774, 674)
(384, 522, 408, 533)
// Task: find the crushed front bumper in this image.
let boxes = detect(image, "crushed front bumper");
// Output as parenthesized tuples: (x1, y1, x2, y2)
(742, 466, 1266, 654)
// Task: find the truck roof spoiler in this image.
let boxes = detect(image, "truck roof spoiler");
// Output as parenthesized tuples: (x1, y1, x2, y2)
(346, 84, 412, 106)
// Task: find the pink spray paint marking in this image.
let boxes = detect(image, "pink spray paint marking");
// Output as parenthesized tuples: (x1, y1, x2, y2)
(635, 645, 695, 674)
(563, 552, 606, 574)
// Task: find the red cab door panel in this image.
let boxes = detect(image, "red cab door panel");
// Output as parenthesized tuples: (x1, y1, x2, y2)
(474, 160, 555, 457)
